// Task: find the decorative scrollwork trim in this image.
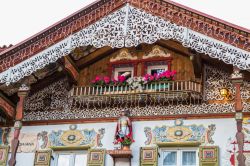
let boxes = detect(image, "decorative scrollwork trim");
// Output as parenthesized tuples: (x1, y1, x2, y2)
(1, 5, 249, 85)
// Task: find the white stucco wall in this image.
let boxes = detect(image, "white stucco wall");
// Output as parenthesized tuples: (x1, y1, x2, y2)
(7, 118, 237, 166)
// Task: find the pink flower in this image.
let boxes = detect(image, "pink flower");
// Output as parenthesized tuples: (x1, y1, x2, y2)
(164, 70, 171, 78)
(95, 76, 101, 81)
(144, 74, 151, 81)
(117, 138, 123, 142)
(155, 74, 160, 80)
(171, 70, 177, 76)
(103, 76, 110, 84)
(149, 75, 154, 81)
(118, 75, 126, 83)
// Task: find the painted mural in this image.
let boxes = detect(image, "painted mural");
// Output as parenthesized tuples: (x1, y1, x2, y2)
(49, 125, 105, 147)
(0, 128, 10, 145)
(144, 119, 216, 145)
(6, 125, 105, 153)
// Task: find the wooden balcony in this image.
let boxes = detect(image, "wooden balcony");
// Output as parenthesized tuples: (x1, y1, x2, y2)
(70, 80, 202, 100)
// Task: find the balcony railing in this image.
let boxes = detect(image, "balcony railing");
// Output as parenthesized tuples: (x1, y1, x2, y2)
(70, 80, 202, 97)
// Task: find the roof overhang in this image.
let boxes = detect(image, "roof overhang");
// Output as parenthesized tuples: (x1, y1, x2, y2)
(0, 2, 249, 85)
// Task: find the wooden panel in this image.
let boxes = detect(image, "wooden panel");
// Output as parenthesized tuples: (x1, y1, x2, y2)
(199, 146, 219, 166)
(87, 149, 105, 166)
(0, 146, 9, 166)
(140, 147, 158, 166)
(77, 43, 196, 86)
(34, 150, 52, 166)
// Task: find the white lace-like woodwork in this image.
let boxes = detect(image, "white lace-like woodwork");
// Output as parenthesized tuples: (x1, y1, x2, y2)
(1, 4, 250, 85)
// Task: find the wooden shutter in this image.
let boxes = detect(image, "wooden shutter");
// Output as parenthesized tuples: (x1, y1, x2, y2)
(0, 146, 9, 166)
(33, 150, 52, 166)
(199, 146, 219, 166)
(87, 149, 105, 166)
(140, 147, 158, 166)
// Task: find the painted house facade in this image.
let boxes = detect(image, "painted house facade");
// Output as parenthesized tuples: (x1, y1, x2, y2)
(0, 0, 250, 166)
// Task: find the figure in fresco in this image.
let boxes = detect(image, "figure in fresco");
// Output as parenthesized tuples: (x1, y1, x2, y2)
(204, 124, 216, 144)
(96, 128, 105, 147)
(115, 109, 133, 142)
(37, 131, 48, 149)
(144, 127, 152, 145)
(0, 128, 10, 145)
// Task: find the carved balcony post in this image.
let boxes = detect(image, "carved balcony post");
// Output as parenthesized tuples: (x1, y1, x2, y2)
(8, 84, 29, 166)
(230, 68, 245, 166)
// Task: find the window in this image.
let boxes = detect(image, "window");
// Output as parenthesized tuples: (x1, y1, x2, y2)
(55, 151, 87, 166)
(160, 148, 198, 166)
(114, 67, 134, 80)
(147, 65, 168, 75)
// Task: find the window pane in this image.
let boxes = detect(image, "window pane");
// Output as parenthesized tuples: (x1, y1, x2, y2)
(163, 151, 177, 166)
(74, 154, 87, 166)
(151, 69, 165, 75)
(118, 71, 132, 79)
(58, 154, 71, 166)
(182, 151, 196, 166)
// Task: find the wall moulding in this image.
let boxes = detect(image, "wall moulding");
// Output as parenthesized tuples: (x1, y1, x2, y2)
(20, 112, 250, 126)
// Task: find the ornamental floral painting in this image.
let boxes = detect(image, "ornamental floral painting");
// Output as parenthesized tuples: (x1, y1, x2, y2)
(0, 128, 10, 145)
(7, 125, 105, 153)
(49, 125, 105, 148)
(144, 119, 215, 145)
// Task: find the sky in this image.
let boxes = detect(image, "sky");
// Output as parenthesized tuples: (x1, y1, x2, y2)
(0, 0, 249, 46)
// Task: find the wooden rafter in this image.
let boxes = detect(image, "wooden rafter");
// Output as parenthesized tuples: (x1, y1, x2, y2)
(76, 46, 118, 69)
(64, 56, 80, 83)
(189, 50, 203, 79)
(0, 93, 15, 119)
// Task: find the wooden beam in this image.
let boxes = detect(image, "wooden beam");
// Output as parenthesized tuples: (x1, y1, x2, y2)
(230, 68, 246, 166)
(76, 46, 118, 69)
(64, 56, 80, 83)
(189, 50, 203, 79)
(0, 93, 15, 119)
(9, 85, 29, 166)
(157, 40, 190, 57)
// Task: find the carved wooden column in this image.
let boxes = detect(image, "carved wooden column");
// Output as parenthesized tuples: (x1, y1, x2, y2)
(230, 68, 245, 166)
(9, 84, 29, 166)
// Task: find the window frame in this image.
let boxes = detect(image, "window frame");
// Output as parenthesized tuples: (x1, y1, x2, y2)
(54, 150, 88, 166)
(113, 66, 134, 80)
(146, 64, 169, 75)
(160, 147, 199, 166)
(141, 58, 172, 76)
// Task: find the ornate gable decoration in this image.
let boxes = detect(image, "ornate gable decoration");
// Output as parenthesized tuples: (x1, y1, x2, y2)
(1, 4, 250, 85)
(143, 45, 171, 59)
(110, 49, 137, 62)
